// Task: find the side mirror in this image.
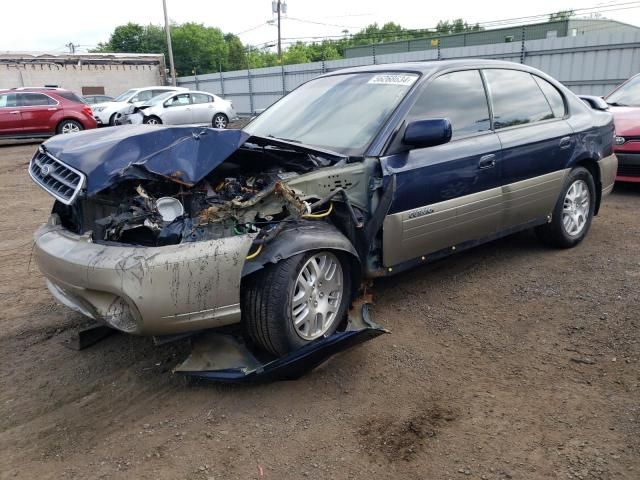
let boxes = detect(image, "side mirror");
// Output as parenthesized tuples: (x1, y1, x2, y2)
(579, 95, 609, 111)
(403, 118, 452, 148)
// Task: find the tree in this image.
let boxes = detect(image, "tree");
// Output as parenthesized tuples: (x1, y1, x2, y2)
(549, 10, 575, 22)
(436, 19, 482, 35)
(224, 33, 247, 71)
(93, 18, 486, 74)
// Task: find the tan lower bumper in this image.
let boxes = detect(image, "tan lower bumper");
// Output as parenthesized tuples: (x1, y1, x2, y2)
(599, 153, 618, 196)
(34, 217, 255, 335)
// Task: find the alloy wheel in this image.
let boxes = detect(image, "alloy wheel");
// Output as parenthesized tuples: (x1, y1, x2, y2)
(61, 122, 80, 134)
(291, 252, 344, 341)
(213, 114, 227, 129)
(562, 179, 590, 236)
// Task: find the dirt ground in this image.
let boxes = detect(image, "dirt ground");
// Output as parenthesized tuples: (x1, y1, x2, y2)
(0, 141, 638, 480)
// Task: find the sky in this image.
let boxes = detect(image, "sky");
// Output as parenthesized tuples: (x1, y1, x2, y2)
(1, 0, 640, 53)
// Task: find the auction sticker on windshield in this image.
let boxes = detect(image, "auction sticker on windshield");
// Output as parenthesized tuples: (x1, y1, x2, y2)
(368, 74, 417, 86)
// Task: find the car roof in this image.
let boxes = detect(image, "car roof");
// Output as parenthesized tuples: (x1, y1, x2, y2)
(133, 86, 187, 91)
(321, 59, 541, 77)
(0, 87, 73, 93)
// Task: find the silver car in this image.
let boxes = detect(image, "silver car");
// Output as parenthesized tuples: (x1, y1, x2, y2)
(122, 90, 237, 128)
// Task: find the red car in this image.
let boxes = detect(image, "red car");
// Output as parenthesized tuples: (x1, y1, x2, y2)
(605, 74, 640, 183)
(0, 87, 96, 139)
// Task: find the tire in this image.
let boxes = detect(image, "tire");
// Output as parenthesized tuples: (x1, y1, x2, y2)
(535, 166, 596, 248)
(108, 113, 117, 126)
(56, 119, 83, 135)
(143, 116, 162, 125)
(212, 113, 228, 129)
(242, 250, 352, 356)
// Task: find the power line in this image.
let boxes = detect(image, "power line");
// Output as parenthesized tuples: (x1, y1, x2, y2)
(285, 17, 360, 30)
(235, 22, 271, 36)
(274, 2, 640, 43)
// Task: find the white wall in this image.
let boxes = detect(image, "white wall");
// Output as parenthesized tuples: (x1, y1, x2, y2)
(0, 63, 164, 97)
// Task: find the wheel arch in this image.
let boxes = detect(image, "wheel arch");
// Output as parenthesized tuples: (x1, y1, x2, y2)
(241, 221, 362, 296)
(573, 156, 602, 215)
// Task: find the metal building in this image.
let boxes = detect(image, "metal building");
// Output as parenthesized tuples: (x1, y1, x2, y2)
(343, 19, 640, 58)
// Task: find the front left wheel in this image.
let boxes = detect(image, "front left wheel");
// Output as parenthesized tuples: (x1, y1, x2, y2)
(56, 119, 83, 134)
(242, 250, 351, 357)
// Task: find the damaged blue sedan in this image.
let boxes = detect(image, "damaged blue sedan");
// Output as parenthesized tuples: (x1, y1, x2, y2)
(30, 60, 616, 379)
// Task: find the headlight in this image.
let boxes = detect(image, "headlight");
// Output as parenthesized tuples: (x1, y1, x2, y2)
(93, 106, 105, 113)
(615, 136, 626, 145)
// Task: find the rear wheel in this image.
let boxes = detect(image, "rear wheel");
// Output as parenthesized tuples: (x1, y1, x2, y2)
(535, 166, 595, 248)
(56, 119, 83, 134)
(212, 113, 228, 129)
(242, 251, 351, 356)
(143, 116, 162, 125)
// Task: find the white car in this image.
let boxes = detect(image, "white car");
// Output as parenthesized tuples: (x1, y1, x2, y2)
(122, 90, 237, 128)
(92, 86, 186, 126)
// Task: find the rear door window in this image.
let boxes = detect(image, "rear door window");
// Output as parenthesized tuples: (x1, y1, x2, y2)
(407, 70, 491, 139)
(19, 93, 56, 106)
(191, 93, 213, 104)
(483, 69, 554, 129)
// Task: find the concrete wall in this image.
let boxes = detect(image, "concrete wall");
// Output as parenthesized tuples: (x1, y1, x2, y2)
(178, 29, 640, 115)
(0, 63, 164, 96)
(0, 53, 166, 97)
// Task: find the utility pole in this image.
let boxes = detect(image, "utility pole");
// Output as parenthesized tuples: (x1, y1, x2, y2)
(162, 0, 177, 86)
(272, 0, 287, 62)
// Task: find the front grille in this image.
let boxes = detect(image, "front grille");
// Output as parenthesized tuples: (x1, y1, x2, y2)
(29, 148, 85, 205)
(617, 164, 640, 177)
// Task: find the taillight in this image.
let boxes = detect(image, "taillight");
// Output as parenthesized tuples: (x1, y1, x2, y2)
(82, 105, 93, 116)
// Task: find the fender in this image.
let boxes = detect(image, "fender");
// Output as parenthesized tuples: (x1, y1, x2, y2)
(241, 221, 360, 278)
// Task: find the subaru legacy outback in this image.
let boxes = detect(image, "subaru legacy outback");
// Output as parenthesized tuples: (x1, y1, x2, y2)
(31, 60, 616, 361)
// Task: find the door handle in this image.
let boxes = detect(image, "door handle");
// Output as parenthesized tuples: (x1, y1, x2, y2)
(9, 111, 20, 115)
(559, 136, 572, 149)
(47, 107, 59, 111)
(478, 154, 496, 169)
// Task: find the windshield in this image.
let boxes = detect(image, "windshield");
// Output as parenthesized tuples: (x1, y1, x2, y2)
(113, 89, 137, 102)
(606, 75, 640, 106)
(244, 72, 418, 155)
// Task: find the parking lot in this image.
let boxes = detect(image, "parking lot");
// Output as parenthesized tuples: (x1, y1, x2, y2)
(0, 141, 638, 479)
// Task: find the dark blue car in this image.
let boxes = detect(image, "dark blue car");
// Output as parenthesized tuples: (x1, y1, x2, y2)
(31, 59, 617, 367)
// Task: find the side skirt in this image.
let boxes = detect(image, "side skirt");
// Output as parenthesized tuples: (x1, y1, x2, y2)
(370, 215, 550, 278)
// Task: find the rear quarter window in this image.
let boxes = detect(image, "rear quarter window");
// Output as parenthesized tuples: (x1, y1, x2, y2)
(533, 76, 566, 118)
(484, 69, 554, 129)
(57, 91, 86, 104)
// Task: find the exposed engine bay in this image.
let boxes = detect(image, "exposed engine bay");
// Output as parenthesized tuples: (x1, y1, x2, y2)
(52, 139, 346, 247)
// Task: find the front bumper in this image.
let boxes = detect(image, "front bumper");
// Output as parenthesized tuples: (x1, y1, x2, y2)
(34, 217, 255, 335)
(613, 151, 640, 182)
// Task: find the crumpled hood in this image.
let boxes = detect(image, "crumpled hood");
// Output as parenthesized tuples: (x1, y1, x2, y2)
(41, 126, 250, 195)
(609, 106, 640, 136)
